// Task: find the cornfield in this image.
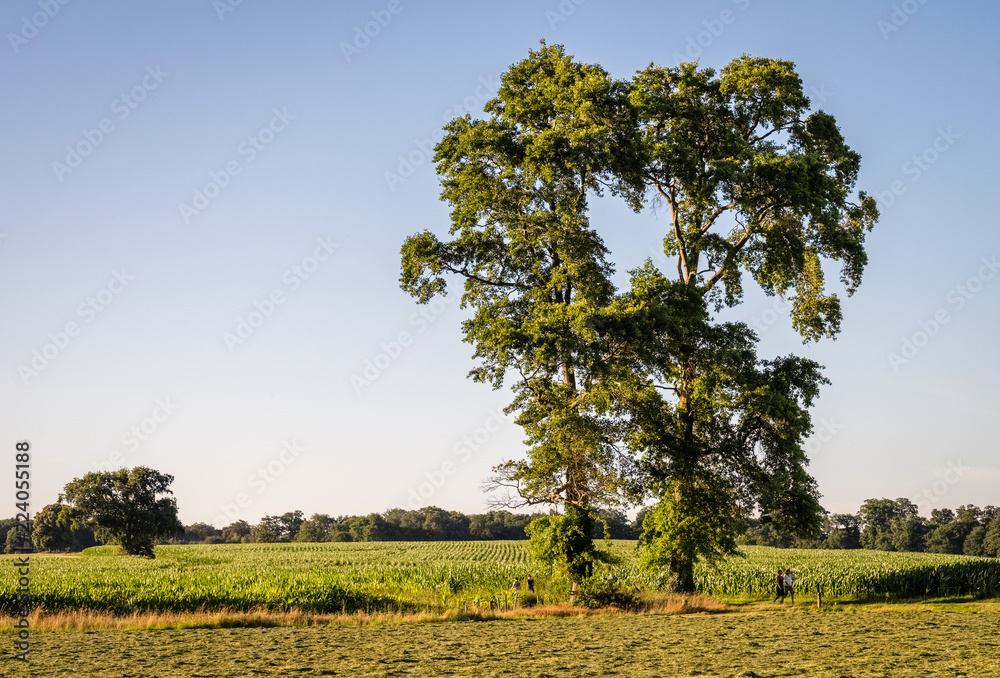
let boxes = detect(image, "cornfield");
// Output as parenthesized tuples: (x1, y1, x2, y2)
(2, 542, 997, 615)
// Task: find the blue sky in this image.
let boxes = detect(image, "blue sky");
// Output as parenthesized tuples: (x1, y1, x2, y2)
(2, 0, 997, 527)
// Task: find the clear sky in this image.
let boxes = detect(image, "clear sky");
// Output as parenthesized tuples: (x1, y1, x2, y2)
(2, 0, 997, 527)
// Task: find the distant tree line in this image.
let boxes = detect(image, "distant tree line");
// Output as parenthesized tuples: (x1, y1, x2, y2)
(743, 498, 1000, 557)
(169, 507, 647, 545)
(13, 496, 999, 559)
(3, 502, 642, 554)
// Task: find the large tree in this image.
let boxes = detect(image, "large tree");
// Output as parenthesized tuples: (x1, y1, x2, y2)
(400, 42, 641, 583)
(622, 56, 877, 589)
(401, 45, 877, 591)
(59, 466, 183, 558)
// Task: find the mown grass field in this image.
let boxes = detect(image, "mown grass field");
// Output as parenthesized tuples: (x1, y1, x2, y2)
(4, 607, 1000, 677)
(2, 541, 999, 615)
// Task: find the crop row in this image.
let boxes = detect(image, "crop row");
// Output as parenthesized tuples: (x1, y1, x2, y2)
(1, 543, 997, 614)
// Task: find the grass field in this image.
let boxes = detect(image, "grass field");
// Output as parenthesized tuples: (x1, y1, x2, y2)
(3, 542, 999, 615)
(3, 543, 1000, 676)
(3, 606, 1000, 677)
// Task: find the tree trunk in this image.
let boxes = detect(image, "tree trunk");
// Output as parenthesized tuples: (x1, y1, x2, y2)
(670, 556, 696, 593)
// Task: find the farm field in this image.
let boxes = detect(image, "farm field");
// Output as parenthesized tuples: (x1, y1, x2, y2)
(2, 541, 1000, 615)
(4, 607, 1000, 677)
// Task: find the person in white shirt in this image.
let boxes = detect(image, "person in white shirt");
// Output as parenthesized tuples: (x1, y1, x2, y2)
(783, 569, 794, 604)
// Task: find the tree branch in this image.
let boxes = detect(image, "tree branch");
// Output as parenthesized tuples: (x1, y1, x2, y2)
(702, 227, 754, 292)
(655, 180, 689, 283)
(440, 263, 529, 290)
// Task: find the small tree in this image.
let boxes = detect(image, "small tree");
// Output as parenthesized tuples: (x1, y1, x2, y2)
(295, 513, 336, 542)
(221, 520, 252, 543)
(249, 516, 284, 543)
(5, 525, 28, 554)
(180, 522, 221, 544)
(889, 515, 928, 552)
(823, 513, 861, 550)
(59, 467, 183, 558)
(32, 503, 76, 552)
(858, 498, 917, 550)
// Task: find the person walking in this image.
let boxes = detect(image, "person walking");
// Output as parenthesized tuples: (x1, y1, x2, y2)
(784, 569, 795, 605)
(525, 574, 534, 593)
(511, 577, 521, 591)
(773, 569, 785, 604)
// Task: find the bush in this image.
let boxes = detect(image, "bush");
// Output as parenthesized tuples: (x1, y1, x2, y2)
(517, 593, 538, 608)
(575, 569, 640, 610)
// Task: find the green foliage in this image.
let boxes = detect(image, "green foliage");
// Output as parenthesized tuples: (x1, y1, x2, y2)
(822, 514, 862, 550)
(31, 503, 75, 552)
(295, 514, 337, 542)
(984, 511, 1000, 558)
(964, 526, 988, 557)
(630, 56, 877, 337)
(890, 515, 929, 553)
(249, 511, 304, 543)
(525, 508, 606, 582)
(858, 498, 918, 550)
(621, 269, 825, 587)
(574, 565, 639, 609)
(469, 511, 536, 540)
(639, 479, 743, 591)
(59, 466, 183, 558)
(221, 520, 251, 544)
(4, 526, 25, 554)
